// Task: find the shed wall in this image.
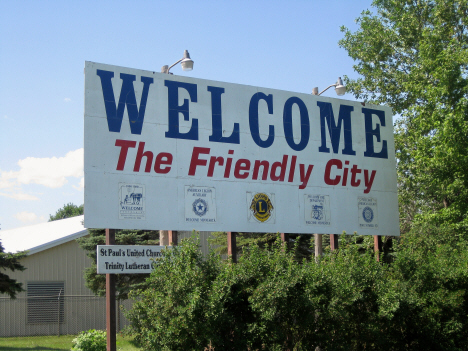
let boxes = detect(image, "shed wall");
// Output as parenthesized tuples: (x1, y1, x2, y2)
(0, 239, 133, 337)
(0, 231, 216, 337)
(6, 239, 93, 296)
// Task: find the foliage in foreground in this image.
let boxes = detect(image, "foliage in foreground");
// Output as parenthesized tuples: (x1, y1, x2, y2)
(126, 234, 468, 351)
(0, 239, 27, 298)
(71, 329, 106, 351)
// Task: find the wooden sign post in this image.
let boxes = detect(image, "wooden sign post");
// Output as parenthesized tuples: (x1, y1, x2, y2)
(105, 229, 116, 351)
(227, 232, 237, 263)
(374, 235, 383, 262)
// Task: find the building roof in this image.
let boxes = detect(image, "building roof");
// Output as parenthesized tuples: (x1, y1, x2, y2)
(0, 216, 87, 255)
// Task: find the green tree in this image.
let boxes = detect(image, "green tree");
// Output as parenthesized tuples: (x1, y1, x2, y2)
(208, 232, 282, 255)
(49, 203, 84, 221)
(126, 234, 468, 351)
(76, 228, 159, 300)
(0, 239, 27, 299)
(126, 234, 223, 351)
(339, 0, 468, 235)
(208, 232, 314, 261)
(381, 238, 468, 350)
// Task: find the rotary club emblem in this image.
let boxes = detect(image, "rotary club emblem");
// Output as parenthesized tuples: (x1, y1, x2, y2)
(362, 206, 374, 223)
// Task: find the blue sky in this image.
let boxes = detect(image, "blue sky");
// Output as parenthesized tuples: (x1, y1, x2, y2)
(0, 0, 374, 231)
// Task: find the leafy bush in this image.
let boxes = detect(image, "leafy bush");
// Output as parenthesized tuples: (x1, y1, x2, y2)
(71, 329, 106, 351)
(126, 235, 222, 351)
(126, 233, 468, 351)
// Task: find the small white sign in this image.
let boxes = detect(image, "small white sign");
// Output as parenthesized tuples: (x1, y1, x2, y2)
(184, 186, 217, 224)
(119, 183, 145, 220)
(358, 197, 378, 229)
(247, 192, 275, 223)
(304, 194, 331, 225)
(97, 245, 166, 274)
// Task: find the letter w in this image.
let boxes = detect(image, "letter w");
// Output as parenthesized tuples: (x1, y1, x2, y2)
(96, 69, 154, 134)
(318, 102, 355, 155)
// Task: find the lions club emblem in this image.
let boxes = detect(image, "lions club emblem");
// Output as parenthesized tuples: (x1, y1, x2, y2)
(250, 193, 274, 222)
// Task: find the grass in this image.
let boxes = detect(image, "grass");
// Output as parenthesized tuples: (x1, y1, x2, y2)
(0, 334, 141, 351)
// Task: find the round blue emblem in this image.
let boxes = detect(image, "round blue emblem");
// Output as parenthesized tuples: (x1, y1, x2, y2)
(192, 198, 208, 217)
(362, 206, 374, 223)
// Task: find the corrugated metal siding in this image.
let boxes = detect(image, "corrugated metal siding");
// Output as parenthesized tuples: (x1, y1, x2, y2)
(0, 239, 96, 336)
(5, 233, 217, 295)
(0, 297, 131, 337)
(0, 297, 24, 337)
(0, 232, 217, 336)
(5, 239, 93, 297)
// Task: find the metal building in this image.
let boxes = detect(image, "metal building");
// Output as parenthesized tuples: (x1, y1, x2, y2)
(0, 216, 213, 337)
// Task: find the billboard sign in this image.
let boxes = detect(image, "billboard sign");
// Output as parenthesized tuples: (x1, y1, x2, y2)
(84, 61, 399, 236)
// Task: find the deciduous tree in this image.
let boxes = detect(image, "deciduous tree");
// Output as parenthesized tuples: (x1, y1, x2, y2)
(208, 232, 314, 261)
(49, 203, 84, 221)
(126, 233, 468, 350)
(339, 0, 468, 235)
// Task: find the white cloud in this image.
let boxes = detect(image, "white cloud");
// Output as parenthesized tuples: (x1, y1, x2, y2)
(0, 149, 84, 200)
(0, 171, 18, 189)
(73, 177, 84, 191)
(14, 212, 46, 224)
(0, 171, 40, 200)
(14, 211, 39, 222)
(0, 192, 39, 201)
(64, 98, 72, 102)
(15, 148, 83, 188)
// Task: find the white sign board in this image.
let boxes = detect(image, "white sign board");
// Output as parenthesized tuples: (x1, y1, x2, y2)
(84, 61, 399, 236)
(97, 245, 166, 274)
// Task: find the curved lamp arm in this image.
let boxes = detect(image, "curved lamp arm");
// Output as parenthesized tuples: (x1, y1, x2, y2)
(161, 50, 194, 74)
(317, 83, 338, 96)
(312, 77, 346, 96)
(167, 58, 184, 72)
